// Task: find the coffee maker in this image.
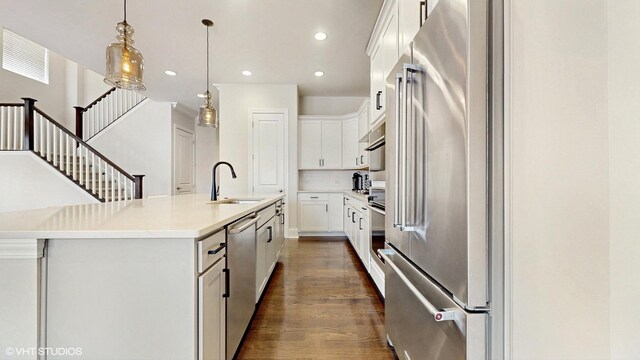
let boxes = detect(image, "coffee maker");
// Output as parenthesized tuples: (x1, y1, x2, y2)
(352, 172, 363, 191)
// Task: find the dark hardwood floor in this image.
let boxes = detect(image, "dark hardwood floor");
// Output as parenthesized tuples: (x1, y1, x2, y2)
(236, 237, 395, 360)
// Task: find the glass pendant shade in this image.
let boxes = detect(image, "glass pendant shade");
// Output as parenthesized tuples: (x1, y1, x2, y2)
(198, 92, 218, 127)
(105, 21, 146, 91)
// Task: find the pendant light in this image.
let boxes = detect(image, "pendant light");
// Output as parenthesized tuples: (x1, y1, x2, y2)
(104, 0, 146, 91)
(198, 19, 218, 128)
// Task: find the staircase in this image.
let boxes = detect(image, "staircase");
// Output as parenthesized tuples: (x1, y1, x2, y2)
(0, 96, 144, 202)
(75, 87, 146, 141)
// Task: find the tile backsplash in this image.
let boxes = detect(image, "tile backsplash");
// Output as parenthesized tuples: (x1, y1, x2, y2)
(299, 170, 364, 191)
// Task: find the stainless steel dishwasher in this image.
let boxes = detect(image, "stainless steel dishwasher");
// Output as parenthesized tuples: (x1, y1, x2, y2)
(225, 213, 260, 360)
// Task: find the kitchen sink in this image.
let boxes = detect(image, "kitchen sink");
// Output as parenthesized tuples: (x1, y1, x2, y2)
(208, 198, 266, 205)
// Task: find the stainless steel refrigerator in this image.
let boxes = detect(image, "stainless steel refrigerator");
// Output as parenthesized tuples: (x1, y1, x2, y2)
(380, 0, 495, 358)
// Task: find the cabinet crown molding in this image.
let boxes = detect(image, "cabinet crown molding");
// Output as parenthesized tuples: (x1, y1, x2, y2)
(299, 114, 358, 121)
(366, 0, 398, 56)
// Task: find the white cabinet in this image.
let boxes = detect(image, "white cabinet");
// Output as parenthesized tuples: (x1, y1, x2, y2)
(368, 0, 398, 126)
(198, 257, 226, 360)
(299, 192, 347, 233)
(299, 120, 323, 169)
(358, 102, 370, 140)
(358, 209, 371, 272)
(299, 119, 342, 169)
(343, 195, 370, 267)
(274, 202, 285, 259)
(342, 117, 359, 169)
(328, 193, 344, 232)
(321, 120, 343, 168)
(398, 0, 422, 55)
(256, 221, 268, 301)
(370, 40, 385, 125)
(256, 216, 277, 301)
(382, 2, 399, 78)
(299, 200, 329, 232)
(265, 217, 278, 276)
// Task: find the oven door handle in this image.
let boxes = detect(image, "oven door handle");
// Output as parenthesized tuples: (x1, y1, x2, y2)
(367, 205, 386, 215)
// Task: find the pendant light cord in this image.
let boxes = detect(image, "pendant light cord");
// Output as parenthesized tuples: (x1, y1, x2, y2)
(124, 0, 127, 23)
(206, 25, 210, 94)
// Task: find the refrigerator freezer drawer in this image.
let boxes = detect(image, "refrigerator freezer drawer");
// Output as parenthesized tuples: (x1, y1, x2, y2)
(381, 248, 487, 360)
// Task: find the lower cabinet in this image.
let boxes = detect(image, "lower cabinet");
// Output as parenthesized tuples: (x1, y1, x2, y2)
(256, 216, 277, 301)
(299, 201, 329, 231)
(298, 192, 344, 233)
(343, 195, 371, 269)
(198, 256, 226, 360)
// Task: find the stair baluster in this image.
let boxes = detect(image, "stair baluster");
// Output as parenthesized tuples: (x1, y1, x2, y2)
(0, 99, 143, 202)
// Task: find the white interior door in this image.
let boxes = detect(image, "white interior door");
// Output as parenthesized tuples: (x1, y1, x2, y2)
(252, 111, 284, 194)
(174, 127, 195, 194)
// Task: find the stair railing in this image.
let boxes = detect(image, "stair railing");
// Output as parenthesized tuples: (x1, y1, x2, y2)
(0, 98, 144, 201)
(75, 87, 146, 141)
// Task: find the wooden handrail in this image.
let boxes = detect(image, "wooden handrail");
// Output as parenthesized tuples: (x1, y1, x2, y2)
(0, 103, 23, 107)
(82, 87, 117, 111)
(34, 106, 136, 183)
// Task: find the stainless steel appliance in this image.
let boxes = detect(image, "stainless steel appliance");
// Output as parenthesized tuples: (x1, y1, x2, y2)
(381, 0, 497, 358)
(367, 187, 386, 268)
(226, 213, 261, 360)
(365, 123, 385, 172)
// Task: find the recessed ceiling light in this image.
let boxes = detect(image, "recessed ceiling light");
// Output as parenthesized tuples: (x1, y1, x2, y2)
(314, 32, 327, 41)
(242, 70, 252, 76)
(197, 93, 206, 98)
(164, 70, 177, 76)
(314, 71, 324, 77)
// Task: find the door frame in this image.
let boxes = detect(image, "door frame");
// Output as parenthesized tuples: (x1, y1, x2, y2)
(172, 124, 196, 195)
(247, 108, 288, 195)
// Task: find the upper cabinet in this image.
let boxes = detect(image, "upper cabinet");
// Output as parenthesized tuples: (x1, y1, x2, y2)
(299, 120, 324, 169)
(300, 99, 370, 170)
(367, 0, 427, 126)
(321, 120, 343, 169)
(342, 117, 359, 169)
(370, 40, 385, 125)
(299, 119, 342, 169)
(398, 0, 424, 55)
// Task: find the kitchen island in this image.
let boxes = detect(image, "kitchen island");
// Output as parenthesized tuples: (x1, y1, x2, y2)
(0, 194, 285, 360)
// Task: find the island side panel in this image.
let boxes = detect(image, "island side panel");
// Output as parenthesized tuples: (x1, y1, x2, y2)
(45, 238, 197, 360)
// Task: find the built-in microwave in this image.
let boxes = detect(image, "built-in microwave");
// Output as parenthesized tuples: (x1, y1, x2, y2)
(365, 123, 385, 172)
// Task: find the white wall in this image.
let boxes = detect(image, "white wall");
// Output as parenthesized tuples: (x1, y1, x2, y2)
(0, 152, 98, 212)
(88, 100, 173, 197)
(507, 0, 610, 358)
(1, 25, 110, 131)
(608, 1, 640, 358)
(195, 124, 219, 195)
(0, 26, 68, 123)
(218, 84, 298, 236)
(299, 96, 365, 115)
(299, 170, 353, 191)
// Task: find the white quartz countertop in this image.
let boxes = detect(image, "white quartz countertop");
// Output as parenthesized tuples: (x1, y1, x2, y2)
(0, 194, 284, 240)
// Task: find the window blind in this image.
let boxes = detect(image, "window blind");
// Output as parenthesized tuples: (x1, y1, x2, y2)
(2, 28, 49, 84)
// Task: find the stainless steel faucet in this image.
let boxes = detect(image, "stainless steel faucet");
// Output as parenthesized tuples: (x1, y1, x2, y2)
(211, 161, 237, 201)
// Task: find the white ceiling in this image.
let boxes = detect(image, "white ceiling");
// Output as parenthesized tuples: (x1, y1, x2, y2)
(0, 0, 382, 110)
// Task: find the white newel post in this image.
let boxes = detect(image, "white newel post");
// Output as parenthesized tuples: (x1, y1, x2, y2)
(0, 239, 45, 360)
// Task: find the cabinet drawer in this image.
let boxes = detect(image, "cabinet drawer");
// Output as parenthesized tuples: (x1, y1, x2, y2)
(198, 230, 226, 273)
(299, 193, 328, 201)
(257, 204, 277, 229)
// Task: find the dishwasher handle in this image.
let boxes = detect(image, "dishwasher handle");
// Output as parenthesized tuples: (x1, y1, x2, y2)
(228, 215, 261, 234)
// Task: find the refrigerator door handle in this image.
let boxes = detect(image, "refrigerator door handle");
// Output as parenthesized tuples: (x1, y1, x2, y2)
(379, 249, 459, 322)
(400, 63, 420, 232)
(393, 73, 403, 228)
